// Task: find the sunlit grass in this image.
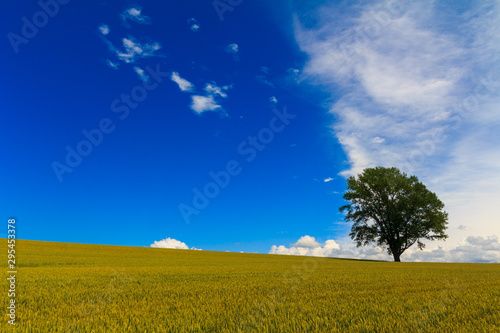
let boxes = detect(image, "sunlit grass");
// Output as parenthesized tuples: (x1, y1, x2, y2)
(3, 239, 500, 332)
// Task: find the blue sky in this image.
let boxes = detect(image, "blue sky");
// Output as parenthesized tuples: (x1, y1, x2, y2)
(2, 0, 500, 262)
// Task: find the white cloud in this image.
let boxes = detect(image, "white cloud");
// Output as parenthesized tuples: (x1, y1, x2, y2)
(225, 43, 239, 54)
(150, 237, 200, 250)
(171, 72, 194, 92)
(184, 82, 230, 115)
(294, 1, 500, 253)
(121, 6, 152, 24)
(466, 235, 500, 249)
(270, 237, 347, 258)
(292, 235, 322, 248)
(191, 95, 221, 114)
(106, 59, 119, 70)
(99, 34, 162, 82)
(286, 68, 301, 84)
(98, 24, 110, 35)
(323, 177, 334, 182)
(115, 37, 161, 63)
(371, 137, 385, 144)
(269, 235, 500, 263)
(188, 18, 200, 32)
(406, 235, 500, 263)
(270, 96, 278, 104)
(205, 83, 228, 98)
(133, 66, 149, 82)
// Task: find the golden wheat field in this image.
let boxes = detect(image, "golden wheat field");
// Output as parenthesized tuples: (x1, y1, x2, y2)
(2, 239, 500, 332)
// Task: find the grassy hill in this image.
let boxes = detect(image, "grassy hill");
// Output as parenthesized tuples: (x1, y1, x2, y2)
(4, 239, 500, 332)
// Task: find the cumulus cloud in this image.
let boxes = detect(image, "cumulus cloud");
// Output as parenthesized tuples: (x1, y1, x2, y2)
(168, 77, 230, 114)
(188, 18, 200, 32)
(269, 235, 500, 263)
(407, 235, 500, 263)
(190, 82, 230, 115)
(294, 1, 500, 252)
(292, 235, 322, 248)
(98, 24, 110, 35)
(270, 237, 347, 258)
(190, 95, 221, 114)
(171, 72, 194, 92)
(150, 237, 200, 250)
(121, 6, 152, 24)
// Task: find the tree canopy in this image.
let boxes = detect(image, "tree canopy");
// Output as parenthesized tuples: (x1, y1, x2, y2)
(340, 167, 448, 262)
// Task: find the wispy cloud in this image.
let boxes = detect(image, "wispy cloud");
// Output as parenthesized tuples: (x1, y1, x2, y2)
(188, 18, 200, 32)
(98, 24, 110, 35)
(270, 96, 278, 104)
(121, 5, 152, 25)
(100, 34, 161, 64)
(114, 37, 161, 63)
(106, 59, 119, 70)
(204, 83, 228, 98)
(225, 43, 239, 62)
(225, 43, 239, 54)
(323, 177, 334, 183)
(97, 6, 161, 81)
(171, 72, 194, 92)
(256, 66, 274, 87)
(286, 67, 301, 83)
(133, 66, 149, 82)
(294, 1, 500, 251)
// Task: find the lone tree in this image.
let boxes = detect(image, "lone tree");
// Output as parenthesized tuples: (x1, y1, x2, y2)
(340, 167, 448, 262)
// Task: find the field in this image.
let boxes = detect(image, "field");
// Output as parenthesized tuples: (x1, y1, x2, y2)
(3, 239, 500, 332)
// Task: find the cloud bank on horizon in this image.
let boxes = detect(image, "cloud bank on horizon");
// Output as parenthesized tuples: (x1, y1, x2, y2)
(151, 234, 500, 263)
(269, 235, 500, 263)
(291, 0, 500, 262)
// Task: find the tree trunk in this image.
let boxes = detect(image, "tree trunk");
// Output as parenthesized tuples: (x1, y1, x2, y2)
(393, 252, 401, 262)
